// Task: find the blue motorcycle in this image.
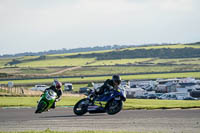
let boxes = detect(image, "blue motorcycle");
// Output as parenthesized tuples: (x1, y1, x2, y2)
(73, 87, 126, 115)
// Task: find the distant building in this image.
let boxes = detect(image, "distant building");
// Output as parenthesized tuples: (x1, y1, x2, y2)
(179, 77, 197, 87)
(156, 82, 177, 93)
(126, 87, 146, 98)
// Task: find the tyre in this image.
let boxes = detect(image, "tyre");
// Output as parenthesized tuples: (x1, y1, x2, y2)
(106, 99, 123, 115)
(73, 98, 89, 116)
(35, 101, 47, 113)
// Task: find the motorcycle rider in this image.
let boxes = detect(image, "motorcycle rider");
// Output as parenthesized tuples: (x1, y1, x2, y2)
(44, 79, 63, 109)
(95, 75, 121, 95)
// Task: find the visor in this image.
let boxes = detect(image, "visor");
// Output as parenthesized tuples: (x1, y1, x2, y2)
(114, 80, 121, 85)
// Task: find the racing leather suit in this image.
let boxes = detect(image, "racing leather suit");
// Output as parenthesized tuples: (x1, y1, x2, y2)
(95, 79, 115, 95)
(45, 86, 63, 108)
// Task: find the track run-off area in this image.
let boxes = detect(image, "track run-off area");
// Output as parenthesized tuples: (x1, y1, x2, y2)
(0, 107, 200, 133)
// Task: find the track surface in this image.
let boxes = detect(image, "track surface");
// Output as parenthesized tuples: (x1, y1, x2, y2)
(0, 107, 200, 133)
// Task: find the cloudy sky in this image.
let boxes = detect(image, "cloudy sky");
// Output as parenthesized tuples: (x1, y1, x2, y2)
(0, 0, 200, 55)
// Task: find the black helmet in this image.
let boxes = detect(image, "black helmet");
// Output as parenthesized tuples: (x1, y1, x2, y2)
(112, 75, 121, 85)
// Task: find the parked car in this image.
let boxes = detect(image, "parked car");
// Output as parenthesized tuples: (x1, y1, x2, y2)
(158, 93, 177, 100)
(147, 94, 157, 99)
(175, 92, 189, 100)
(154, 93, 163, 99)
(136, 93, 149, 99)
(136, 95, 147, 99)
(136, 93, 157, 99)
(79, 87, 88, 93)
(31, 85, 48, 91)
(64, 83, 73, 91)
(183, 96, 197, 100)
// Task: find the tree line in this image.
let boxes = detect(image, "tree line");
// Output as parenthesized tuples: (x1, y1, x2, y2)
(0, 45, 130, 58)
(68, 48, 200, 60)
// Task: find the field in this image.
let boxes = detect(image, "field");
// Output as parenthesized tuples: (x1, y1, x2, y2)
(1, 58, 200, 77)
(0, 72, 200, 86)
(0, 96, 200, 110)
(0, 43, 200, 87)
(62, 65, 200, 76)
(0, 96, 82, 107)
(125, 44, 200, 50)
(1, 57, 200, 68)
(17, 58, 96, 67)
(86, 58, 152, 66)
(0, 130, 141, 133)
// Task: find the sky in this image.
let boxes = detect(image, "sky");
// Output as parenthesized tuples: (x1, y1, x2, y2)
(0, 0, 200, 55)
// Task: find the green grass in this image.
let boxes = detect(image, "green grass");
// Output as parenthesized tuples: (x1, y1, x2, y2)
(19, 67, 63, 74)
(0, 96, 200, 110)
(4, 57, 200, 68)
(0, 88, 7, 93)
(1, 57, 200, 77)
(125, 99, 200, 110)
(86, 58, 152, 66)
(1, 43, 200, 68)
(62, 65, 200, 76)
(0, 96, 83, 107)
(0, 129, 142, 133)
(148, 58, 200, 65)
(0, 72, 200, 85)
(46, 49, 113, 57)
(18, 56, 40, 61)
(72, 84, 88, 92)
(125, 44, 200, 51)
(0, 58, 12, 68)
(86, 57, 200, 66)
(0, 67, 70, 75)
(16, 58, 96, 67)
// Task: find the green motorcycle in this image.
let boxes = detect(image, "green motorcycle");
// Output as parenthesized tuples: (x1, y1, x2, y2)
(35, 89, 57, 113)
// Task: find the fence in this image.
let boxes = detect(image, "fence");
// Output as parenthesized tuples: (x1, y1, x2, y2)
(0, 85, 41, 96)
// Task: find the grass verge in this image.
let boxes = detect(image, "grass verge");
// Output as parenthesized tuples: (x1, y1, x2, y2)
(0, 129, 143, 133)
(124, 99, 200, 110)
(0, 96, 83, 107)
(0, 72, 200, 85)
(0, 96, 200, 110)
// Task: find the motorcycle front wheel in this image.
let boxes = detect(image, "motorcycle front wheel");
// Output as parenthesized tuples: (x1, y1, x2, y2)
(35, 101, 47, 113)
(73, 98, 89, 116)
(106, 99, 123, 115)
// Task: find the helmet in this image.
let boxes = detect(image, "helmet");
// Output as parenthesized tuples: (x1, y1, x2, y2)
(112, 75, 121, 85)
(52, 80, 62, 89)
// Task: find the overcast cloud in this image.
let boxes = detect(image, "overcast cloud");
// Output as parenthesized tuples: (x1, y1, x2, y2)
(0, 0, 200, 55)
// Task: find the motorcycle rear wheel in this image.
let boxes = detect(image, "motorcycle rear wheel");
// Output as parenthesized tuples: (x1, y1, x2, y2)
(106, 99, 123, 115)
(73, 98, 89, 116)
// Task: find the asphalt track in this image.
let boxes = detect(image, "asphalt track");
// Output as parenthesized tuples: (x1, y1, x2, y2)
(0, 107, 200, 133)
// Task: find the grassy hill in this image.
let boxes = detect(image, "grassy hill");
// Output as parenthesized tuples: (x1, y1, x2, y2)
(0, 42, 200, 85)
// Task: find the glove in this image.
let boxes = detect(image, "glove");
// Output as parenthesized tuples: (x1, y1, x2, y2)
(104, 90, 110, 95)
(55, 98, 60, 102)
(95, 87, 100, 93)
